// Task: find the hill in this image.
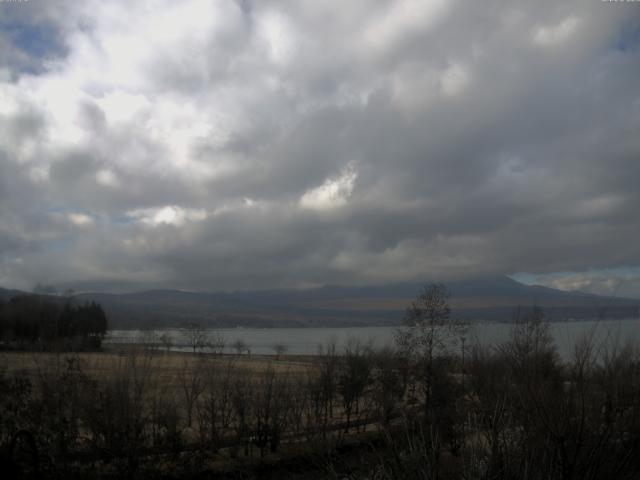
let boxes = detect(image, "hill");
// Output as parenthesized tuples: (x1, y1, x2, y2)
(3, 278, 638, 329)
(62, 276, 640, 329)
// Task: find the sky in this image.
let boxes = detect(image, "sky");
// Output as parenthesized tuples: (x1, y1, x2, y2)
(0, 0, 639, 297)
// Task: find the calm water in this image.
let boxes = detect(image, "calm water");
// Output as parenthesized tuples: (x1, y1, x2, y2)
(106, 318, 640, 359)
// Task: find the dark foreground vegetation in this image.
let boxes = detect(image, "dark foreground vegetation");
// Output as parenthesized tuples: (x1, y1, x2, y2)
(1, 284, 640, 479)
(0, 295, 108, 351)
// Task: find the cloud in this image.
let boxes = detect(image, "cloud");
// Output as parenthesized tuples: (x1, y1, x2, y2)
(524, 268, 640, 300)
(300, 164, 357, 211)
(127, 206, 208, 227)
(0, 0, 639, 295)
(362, 0, 450, 55)
(533, 16, 581, 47)
(68, 213, 94, 226)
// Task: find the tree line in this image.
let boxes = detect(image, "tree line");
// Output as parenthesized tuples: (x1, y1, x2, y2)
(0, 295, 108, 350)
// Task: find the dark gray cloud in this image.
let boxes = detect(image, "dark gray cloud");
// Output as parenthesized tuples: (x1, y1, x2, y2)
(0, 0, 639, 296)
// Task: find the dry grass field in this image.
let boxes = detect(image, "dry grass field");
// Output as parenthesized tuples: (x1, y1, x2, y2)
(0, 348, 313, 378)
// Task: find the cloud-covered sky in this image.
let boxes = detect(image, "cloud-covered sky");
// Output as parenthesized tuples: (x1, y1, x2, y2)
(1, 0, 639, 295)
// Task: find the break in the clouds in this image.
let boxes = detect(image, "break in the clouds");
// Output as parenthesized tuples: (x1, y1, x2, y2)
(0, 0, 639, 295)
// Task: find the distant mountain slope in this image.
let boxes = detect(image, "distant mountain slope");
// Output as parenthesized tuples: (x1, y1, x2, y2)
(63, 276, 640, 329)
(2, 278, 637, 329)
(0, 287, 26, 301)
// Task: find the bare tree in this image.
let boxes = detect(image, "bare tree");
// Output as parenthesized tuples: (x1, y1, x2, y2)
(396, 283, 461, 362)
(179, 358, 206, 428)
(252, 367, 291, 456)
(182, 322, 209, 353)
(137, 329, 161, 352)
(159, 332, 173, 353)
(210, 331, 226, 355)
(395, 283, 463, 411)
(338, 339, 372, 431)
(315, 340, 339, 434)
(371, 347, 406, 426)
(287, 374, 310, 437)
(232, 338, 248, 356)
(273, 343, 288, 359)
(231, 374, 254, 456)
(197, 358, 237, 449)
(148, 381, 182, 453)
(81, 350, 158, 475)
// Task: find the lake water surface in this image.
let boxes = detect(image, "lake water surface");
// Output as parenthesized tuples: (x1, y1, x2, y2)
(106, 318, 640, 359)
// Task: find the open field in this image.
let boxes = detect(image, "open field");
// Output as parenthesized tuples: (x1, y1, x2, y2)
(0, 349, 314, 378)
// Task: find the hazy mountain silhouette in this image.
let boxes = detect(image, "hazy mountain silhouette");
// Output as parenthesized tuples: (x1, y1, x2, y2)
(58, 276, 638, 328)
(2, 277, 638, 329)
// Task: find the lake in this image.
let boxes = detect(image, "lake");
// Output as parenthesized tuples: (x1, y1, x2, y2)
(106, 318, 640, 359)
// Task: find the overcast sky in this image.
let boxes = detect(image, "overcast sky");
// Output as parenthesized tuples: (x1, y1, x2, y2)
(0, 0, 639, 296)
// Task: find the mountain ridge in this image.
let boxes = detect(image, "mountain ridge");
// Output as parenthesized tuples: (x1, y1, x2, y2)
(3, 276, 638, 329)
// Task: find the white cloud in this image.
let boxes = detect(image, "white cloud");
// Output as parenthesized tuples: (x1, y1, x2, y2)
(389, 61, 471, 111)
(440, 63, 470, 97)
(68, 213, 94, 226)
(533, 16, 580, 47)
(95, 169, 119, 187)
(258, 9, 298, 66)
(29, 166, 49, 183)
(300, 164, 358, 211)
(530, 269, 640, 299)
(573, 195, 625, 219)
(97, 91, 149, 125)
(363, 0, 450, 55)
(128, 206, 207, 227)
